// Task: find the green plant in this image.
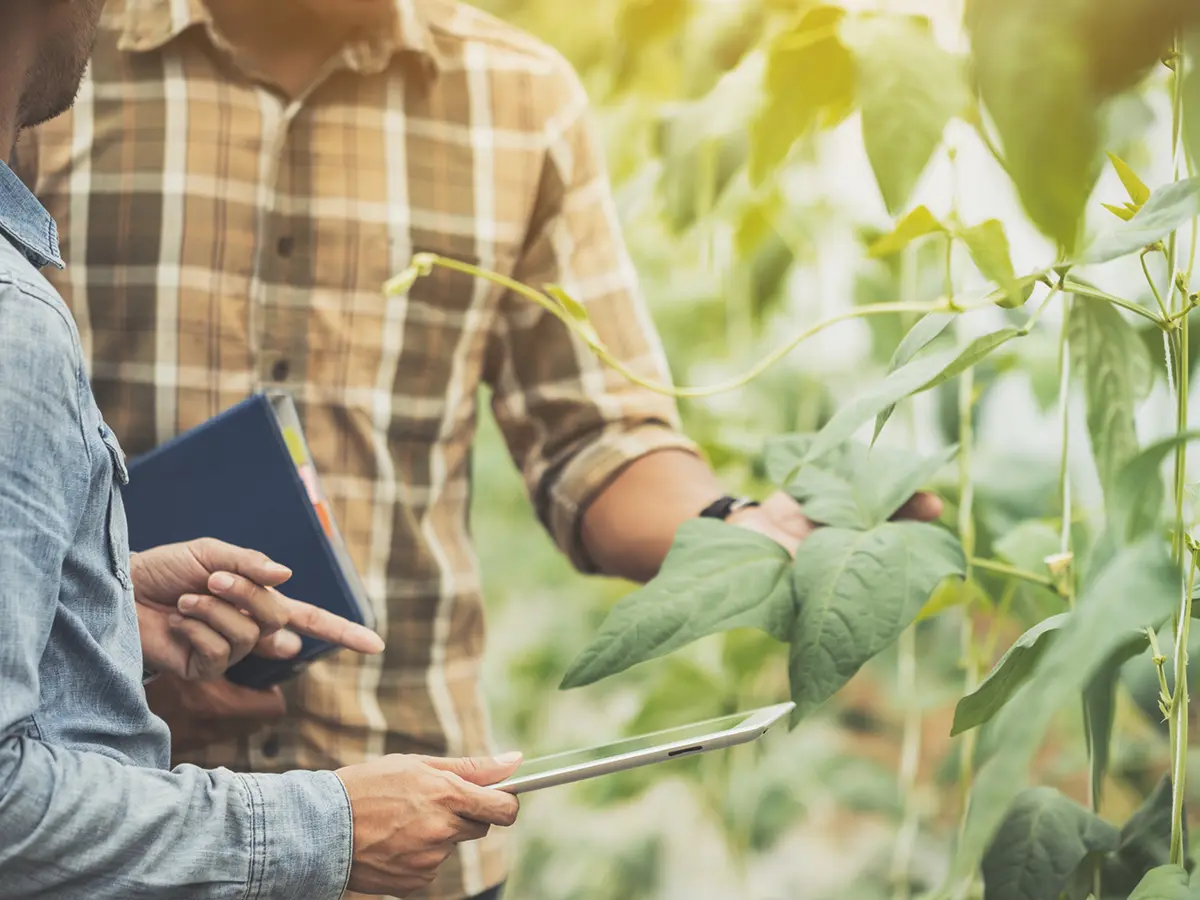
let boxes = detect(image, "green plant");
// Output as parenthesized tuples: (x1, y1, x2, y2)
(442, 0, 1200, 896)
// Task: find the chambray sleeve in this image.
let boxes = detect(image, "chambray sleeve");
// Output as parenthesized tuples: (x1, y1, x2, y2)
(0, 280, 352, 900)
(483, 54, 699, 573)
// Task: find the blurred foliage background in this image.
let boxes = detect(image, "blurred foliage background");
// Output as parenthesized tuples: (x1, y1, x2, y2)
(463, 0, 1189, 897)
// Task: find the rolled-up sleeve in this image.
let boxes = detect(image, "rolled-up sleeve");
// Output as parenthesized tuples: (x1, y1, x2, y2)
(483, 53, 699, 572)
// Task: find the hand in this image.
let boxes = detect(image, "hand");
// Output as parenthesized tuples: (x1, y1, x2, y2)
(132, 537, 384, 681)
(728, 490, 944, 555)
(338, 753, 523, 896)
(144, 674, 287, 755)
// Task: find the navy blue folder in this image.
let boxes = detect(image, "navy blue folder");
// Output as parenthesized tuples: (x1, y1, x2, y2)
(120, 392, 374, 689)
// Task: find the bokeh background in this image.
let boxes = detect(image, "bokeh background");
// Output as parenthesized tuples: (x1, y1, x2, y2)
(462, 1, 1189, 896)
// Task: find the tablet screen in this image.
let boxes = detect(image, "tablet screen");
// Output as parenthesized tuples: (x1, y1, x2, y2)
(509, 711, 751, 780)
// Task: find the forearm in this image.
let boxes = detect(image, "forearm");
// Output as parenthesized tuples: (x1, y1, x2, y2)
(580, 449, 724, 583)
(0, 736, 351, 900)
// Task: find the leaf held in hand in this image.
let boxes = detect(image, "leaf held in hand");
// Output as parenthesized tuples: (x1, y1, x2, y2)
(788, 522, 965, 722)
(560, 521, 794, 689)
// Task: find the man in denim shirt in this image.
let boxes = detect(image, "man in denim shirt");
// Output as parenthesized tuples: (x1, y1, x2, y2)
(0, 2, 522, 897)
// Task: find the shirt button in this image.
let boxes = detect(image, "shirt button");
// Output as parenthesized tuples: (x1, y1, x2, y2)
(271, 359, 290, 381)
(277, 235, 295, 258)
(261, 735, 281, 759)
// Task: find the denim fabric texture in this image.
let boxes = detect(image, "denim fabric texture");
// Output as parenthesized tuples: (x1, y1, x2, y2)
(0, 160, 353, 899)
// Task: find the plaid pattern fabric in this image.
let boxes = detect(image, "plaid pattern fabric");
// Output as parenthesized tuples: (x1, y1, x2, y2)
(15, 1, 695, 896)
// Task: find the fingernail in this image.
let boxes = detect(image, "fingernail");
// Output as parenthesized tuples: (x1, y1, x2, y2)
(178, 595, 199, 611)
(266, 562, 291, 577)
(210, 573, 235, 591)
(494, 751, 522, 765)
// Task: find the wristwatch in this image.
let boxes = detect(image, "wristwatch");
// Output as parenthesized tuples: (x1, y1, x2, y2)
(699, 495, 760, 521)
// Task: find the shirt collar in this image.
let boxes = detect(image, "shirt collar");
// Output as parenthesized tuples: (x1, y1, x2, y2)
(116, 0, 444, 77)
(0, 161, 64, 270)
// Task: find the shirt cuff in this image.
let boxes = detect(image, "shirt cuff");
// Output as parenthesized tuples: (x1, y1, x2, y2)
(236, 770, 353, 900)
(546, 422, 701, 573)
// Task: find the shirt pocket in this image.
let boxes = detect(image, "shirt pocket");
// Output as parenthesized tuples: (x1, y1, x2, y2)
(97, 422, 132, 590)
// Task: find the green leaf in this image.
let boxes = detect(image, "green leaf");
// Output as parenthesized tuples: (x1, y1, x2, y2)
(1127, 865, 1193, 900)
(916, 576, 988, 622)
(980, 787, 1119, 900)
(560, 520, 793, 689)
(788, 522, 965, 722)
(994, 521, 1060, 575)
(765, 438, 956, 531)
(544, 285, 604, 349)
(1110, 430, 1200, 545)
(867, 205, 947, 257)
(842, 16, 968, 214)
(1069, 299, 1142, 501)
(1102, 201, 1138, 222)
(617, 0, 692, 50)
(750, 5, 856, 185)
(872, 312, 956, 441)
(1082, 178, 1200, 265)
(1108, 152, 1152, 206)
(958, 220, 1030, 309)
(951, 540, 1179, 884)
(812, 328, 1021, 460)
(967, 0, 1101, 253)
(1103, 777, 1183, 896)
(1082, 632, 1152, 812)
(952, 614, 1068, 737)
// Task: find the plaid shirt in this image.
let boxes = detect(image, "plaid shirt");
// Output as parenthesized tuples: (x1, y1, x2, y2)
(16, 1, 694, 896)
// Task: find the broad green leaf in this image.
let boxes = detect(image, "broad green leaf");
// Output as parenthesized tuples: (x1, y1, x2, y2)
(560, 520, 793, 689)
(1108, 152, 1152, 206)
(867, 205, 946, 257)
(1082, 178, 1200, 265)
(1110, 430, 1200, 544)
(1082, 632, 1152, 812)
(811, 329, 1021, 460)
(916, 577, 987, 622)
(994, 521, 1060, 576)
(872, 312, 956, 441)
(958, 220, 1029, 308)
(952, 614, 1068, 737)
(750, 5, 856, 185)
(1103, 777, 1183, 896)
(842, 16, 968, 214)
(1069, 299, 1142, 501)
(788, 522, 965, 722)
(967, 0, 1101, 252)
(1127, 865, 1193, 900)
(980, 786, 1119, 900)
(766, 438, 956, 531)
(951, 540, 1178, 883)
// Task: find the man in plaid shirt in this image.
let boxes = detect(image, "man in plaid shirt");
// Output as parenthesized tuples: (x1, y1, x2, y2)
(16, 0, 937, 897)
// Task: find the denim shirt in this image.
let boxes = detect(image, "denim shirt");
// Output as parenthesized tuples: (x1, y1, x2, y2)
(0, 161, 353, 899)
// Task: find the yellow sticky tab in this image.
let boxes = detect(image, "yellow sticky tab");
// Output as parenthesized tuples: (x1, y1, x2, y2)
(282, 428, 309, 466)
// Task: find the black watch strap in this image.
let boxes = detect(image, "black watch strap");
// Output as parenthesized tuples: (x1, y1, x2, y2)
(699, 495, 760, 521)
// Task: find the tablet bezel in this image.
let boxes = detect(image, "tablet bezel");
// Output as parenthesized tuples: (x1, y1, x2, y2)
(491, 701, 795, 795)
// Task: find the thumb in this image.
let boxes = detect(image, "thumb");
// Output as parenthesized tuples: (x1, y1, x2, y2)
(422, 752, 524, 786)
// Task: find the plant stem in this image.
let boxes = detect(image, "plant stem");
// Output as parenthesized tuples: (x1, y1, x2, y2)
(1063, 279, 1168, 327)
(1171, 554, 1196, 866)
(1143, 250, 1173, 321)
(1056, 299, 1075, 604)
(968, 557, 1056, 591)
(956, 370, 979, 821)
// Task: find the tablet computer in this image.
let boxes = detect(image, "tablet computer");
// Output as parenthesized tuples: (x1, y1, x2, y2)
(492, 701, 795, 794)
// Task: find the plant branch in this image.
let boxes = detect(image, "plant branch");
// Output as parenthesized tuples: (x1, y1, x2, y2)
(1062, 279, 1168, 327)
(968, 557, 1057, 591)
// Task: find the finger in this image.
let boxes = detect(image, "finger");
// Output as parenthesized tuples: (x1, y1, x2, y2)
(177, 594, 264, 666)
(190, 538, 293, 588)
(448, 781, 521, 828)
(420, 752, 523, 787)
(252, 628, 304, 659)
(202, 682, 288, 718)
(448, 818, 491, 844)
(207, 572, 291, 634)
(168, 615, 232, 681)
(277, 596, 385, 654)
(893, 491, 944, 522)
